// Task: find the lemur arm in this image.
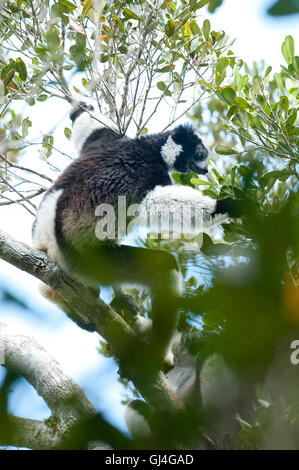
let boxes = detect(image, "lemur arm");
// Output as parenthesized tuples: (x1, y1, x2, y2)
(137, 184, 244, 234)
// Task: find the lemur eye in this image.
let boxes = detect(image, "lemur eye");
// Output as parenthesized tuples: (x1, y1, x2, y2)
(197, 143, 208, 160)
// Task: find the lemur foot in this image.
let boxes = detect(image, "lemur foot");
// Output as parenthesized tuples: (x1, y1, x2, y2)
(110, 292, 140, 320)
(39, 282, 96, 332)
(216, 198, 258, 218)
(39, 282, 64, 306)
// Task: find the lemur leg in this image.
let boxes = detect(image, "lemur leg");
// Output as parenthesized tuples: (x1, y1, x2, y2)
(110, 286, 140, 320)
(70, 244, 181, 365)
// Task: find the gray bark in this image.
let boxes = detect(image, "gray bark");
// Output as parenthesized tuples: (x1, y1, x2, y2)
(0, 230, 182, 413)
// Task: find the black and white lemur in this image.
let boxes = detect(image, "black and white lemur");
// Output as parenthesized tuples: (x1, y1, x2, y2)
(33, 102, 242, 366)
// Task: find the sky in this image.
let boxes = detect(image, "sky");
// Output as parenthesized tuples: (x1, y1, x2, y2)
(206, 0, 299, 66)
(0, 0, 298, 438)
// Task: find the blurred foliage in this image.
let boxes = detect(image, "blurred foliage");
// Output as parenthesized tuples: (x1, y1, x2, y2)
(135, 34, 299, 449)
(268, 0, 299, 16)
(207, 0, 299, 16)
(171, 35, 299, 449)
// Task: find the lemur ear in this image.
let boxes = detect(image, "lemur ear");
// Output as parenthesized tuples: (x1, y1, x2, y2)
(172, 124, 201, 148)
(70, 101, 95, 123)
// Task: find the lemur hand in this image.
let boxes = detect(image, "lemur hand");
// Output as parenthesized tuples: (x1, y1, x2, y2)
(216, 198, 258, 218)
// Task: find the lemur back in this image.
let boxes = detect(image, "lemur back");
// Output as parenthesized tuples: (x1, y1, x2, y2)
(33, 103, 212, 271)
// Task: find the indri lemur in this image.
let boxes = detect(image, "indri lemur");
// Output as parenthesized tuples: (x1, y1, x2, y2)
(33, 102, 239, 365)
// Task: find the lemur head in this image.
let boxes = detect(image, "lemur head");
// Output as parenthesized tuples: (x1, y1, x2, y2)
(70, 101, 95, 123)
(161, 124, 209, 174)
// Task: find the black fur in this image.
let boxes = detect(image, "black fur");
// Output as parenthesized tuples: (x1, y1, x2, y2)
(172, 124, 208, 174)
(54, 131, 172, 234)
(47, 115, 211, 258)
(33, 105, 243, 365)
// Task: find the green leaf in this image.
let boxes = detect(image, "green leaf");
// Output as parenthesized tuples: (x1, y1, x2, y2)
(59, 0, 76, 10)
(45, 29, 60, 50)
(37, 94, 48, 102)
(202, 19, 210, 40)
(154, 65, 173, 73)
(157, 81, 166, 90)
(293, 56, 299, 74)
(113, 16, 124, 32)
(198, 79, 213, 90)
(42, 135, 54, 158)
(221, 87, 236, 105)
(157, 81, 171, 96)
(286, 108, 297, 127)
(202, 188, 219, 198)
(275, 73, 284, 93)
(190, 178, 213, 186)
(190, 0, 209, 11)
(252, 116, 266, 133)
(261, 169, 292, 190)
(165, 19, 175, 37)
(22, 117, 32, 137)
(235, 97, 253, 111)
(215, 146, 237, 155)
(253, 76, 261, 93)
(15, 58, 27, 81)
(208, 0, 224, 12)
(173, 79, 182, 94)
(268, 0, 299, 16)
(64, 127, 72, 139)
(282, 35, 295, 65)
(2, 68, 15, 87)
(82, 0, 93, 15)
(171, 173, 183, 184)
(200, 233, 231, 257)
(123, 8, 141, 21)
(227, 104, 238, 121)
(189, 20, 201, 36)
(264, 66, 272, 79)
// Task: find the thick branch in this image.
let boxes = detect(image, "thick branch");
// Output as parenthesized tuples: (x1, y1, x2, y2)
(0, 416, 60, 450)
(0, 230, 183, 413)
(0, 322, 95, 426)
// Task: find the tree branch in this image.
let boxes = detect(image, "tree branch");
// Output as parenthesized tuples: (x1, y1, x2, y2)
(0, 322, 95, 425)
(0, 230, 183, 413)
(0, 323, 118, 449)
(0, 416, 60, 450)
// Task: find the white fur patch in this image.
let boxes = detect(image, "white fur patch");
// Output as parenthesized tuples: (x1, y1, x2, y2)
(197, 158, 208, 169)
(137, 185, 217, 237)
(161, 136, 183, 169)
(33, 189, 63, 263)
(72, 111, 117, 155)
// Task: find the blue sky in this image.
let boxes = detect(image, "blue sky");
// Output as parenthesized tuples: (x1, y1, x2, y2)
(0, 0, 298, 437)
